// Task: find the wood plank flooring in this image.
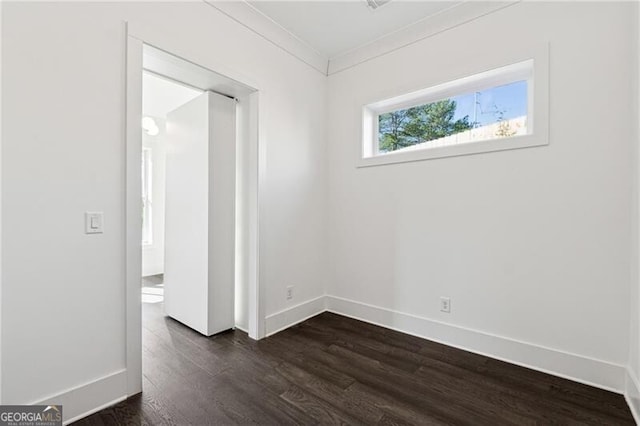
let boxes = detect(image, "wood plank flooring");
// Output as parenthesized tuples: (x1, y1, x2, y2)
(74, 301, 635, 425)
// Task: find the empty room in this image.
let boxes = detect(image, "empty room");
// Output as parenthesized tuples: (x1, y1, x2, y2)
(1, 0, 640, 424)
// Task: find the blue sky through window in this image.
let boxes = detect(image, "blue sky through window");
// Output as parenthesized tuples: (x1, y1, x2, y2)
(452, 80, 528, 127)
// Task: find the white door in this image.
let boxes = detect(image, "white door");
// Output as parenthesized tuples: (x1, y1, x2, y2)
(164, 91, 236, 336)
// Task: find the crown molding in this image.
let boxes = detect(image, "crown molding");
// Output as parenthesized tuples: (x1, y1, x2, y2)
(327, 1, 520, 76)
(203, 0, 329, 75)
(202, 1, 519, 78)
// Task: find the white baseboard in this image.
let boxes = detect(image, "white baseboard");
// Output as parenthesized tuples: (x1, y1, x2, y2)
(142, 266, 163, 278)
(34, 369, 128, 425)
(626, 369, 640, 424)
(265, 295, 326, 337)
(325, 295, 626, 393)
(235, 324, 249, 333)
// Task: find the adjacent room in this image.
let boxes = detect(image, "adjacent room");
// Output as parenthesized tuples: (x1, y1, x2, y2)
(2, 0, 640, 424)
(140, 71, 203, 305)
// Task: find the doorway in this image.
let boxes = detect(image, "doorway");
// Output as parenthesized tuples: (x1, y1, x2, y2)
(141, 71, 203, 307)
(125, 38, 263, 397)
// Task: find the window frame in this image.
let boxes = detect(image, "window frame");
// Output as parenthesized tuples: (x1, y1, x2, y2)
(141, 146, 153, 246)
(359, 44, 549, 168)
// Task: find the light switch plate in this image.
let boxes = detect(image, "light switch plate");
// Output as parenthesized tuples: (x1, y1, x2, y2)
(440, 296, 451, 313)
(85, 212, 104, 234)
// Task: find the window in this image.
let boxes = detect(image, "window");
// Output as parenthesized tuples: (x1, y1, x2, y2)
(378, 79, 528, 153)
(141, 147, 153, 246)
(361, 57, 548, 167)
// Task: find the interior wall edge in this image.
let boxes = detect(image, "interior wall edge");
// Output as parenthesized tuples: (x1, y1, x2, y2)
(631, 0, 640, 392)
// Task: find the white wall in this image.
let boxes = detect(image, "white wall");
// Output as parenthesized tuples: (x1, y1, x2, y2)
(1, 0, 327, 414)
(327, 1, 634, 385)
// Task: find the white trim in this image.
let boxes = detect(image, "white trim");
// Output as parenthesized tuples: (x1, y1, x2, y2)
(235, 324, 249, 334)
(265, 295, 326, 337)
(237, 91, 263, 340)
(203, 1, 328, 75)
(632, 1, 640, 422)
(249, 90, 266, 339)
(325, 295, 626, 393)
(625, 369, 640, 424)
(127, 29, 261, 96)
(328, 2, 519, 75)
(359, 134, 546, 168)
(357, 42, 549, 168)
(125, 28, 143, 398)
(33, 369, 127, 425)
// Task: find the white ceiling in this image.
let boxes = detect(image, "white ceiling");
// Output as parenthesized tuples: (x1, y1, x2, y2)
(247, 1, 462, 58)
(142, 72, 203, 118)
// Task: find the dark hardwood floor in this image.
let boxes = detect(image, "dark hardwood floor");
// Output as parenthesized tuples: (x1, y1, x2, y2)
(74, 301, 635, 425)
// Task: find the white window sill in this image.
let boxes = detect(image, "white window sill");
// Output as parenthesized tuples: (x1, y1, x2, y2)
(357, 133, 548, 168)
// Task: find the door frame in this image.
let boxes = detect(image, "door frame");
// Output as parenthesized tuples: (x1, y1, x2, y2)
(124, 26, 265, 397)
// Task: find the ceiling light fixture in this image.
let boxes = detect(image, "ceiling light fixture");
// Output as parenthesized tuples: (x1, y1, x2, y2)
(142, 117, 159, 136)
(365, 0, 392, 11)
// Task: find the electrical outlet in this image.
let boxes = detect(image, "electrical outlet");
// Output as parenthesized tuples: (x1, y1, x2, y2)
(286, 286, 294, 301)
(440, 297, 451, 313)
